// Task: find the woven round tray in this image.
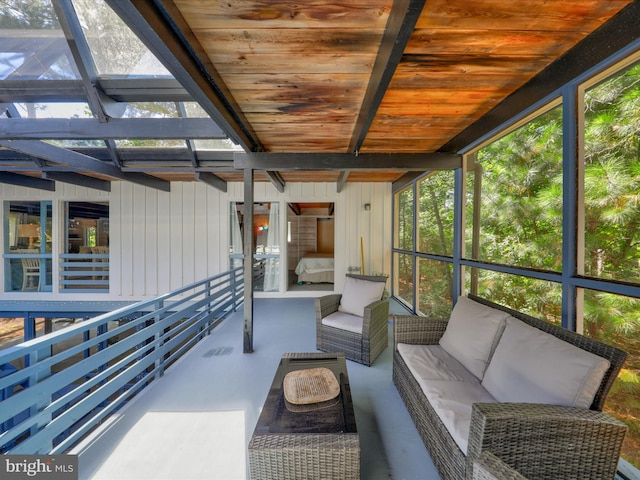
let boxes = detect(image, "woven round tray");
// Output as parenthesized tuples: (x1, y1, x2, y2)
(283, 367, 340, 405)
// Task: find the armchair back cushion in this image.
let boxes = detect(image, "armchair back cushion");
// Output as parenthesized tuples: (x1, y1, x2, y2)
(338, 275, 385, 317)
(482, 317, 611, 408)
(438, 296, 511, 380)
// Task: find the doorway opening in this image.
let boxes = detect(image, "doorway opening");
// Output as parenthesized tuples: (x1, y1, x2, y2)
(287, 203, 334, 292)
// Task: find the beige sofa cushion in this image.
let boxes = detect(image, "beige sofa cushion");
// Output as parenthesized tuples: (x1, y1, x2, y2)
(439, 296, 510, 380)
(482, 317, 610, 409)
(398, 344, 480, 383)
(338, 276, 385, 317)
(398, 344, 496, 453)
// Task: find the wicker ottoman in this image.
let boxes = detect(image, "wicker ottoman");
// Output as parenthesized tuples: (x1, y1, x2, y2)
(248, 352, 360, 480)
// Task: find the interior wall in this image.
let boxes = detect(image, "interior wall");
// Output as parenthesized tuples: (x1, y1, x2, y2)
(316, 218, 334, 254)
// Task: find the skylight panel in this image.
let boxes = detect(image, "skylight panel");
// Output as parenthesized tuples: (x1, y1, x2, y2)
(13, 102, 92, 118)
(114, 139, 186, 148)
(194, 139, 244, 151)
(72, 0, 171, 78)
(0, 0, 80, 80)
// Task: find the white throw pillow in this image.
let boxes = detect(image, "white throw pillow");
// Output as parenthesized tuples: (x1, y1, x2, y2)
(438, 296, 510, 380)
(338, 276, 385, 317)
(481, 317, 611, 409)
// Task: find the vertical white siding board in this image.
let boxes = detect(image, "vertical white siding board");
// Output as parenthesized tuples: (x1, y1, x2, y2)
(382, 183, 393, 277)
(183, 184, 197, 285)
(287, 182, 302, 199)
(131, 186, 147, 297)
(193, 183, 208, 282)
(145, 188, 159, 296)
(169, 183, 184, 291)
(210, 189, 225, 275)
(119, 183, 134, 297)
(109, 183, 121, 297)
(157, 188, 171, 294)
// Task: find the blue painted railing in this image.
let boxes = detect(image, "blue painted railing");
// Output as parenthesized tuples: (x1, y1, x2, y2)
(0, 267, 243, 454)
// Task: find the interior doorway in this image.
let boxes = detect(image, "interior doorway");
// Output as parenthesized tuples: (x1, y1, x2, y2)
(287, 203, 334, 292)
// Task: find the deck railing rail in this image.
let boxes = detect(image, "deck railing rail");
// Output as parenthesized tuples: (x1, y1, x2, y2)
(0, 266, 243, 454)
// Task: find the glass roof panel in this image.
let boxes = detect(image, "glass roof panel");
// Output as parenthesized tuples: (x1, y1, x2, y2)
(114, 139, 187, 148)
(194, 139, 244, 151)
(120, 102, 180, 119)
(72, 0, 171, 78)
(183, 102, 209, 118)
(46, 139, 105, 148)
(0, 0, 80, 79)
(13, 102, 93, 118)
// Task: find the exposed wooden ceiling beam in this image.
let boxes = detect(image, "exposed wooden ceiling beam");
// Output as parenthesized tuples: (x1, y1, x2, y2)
(0, 140, 170, 192)
(195, 172, 227, 192)
(265, 171, 286, 193)
(234, 152, 461, 171)
(348, 0, 426, 153)
(288, 203, 301, 216)
(43, 171, 111, 192)
(0, 172, 55, 191)
(337, 171, 350, 193)
(105, 0, 262, 152)
(0, 118, 226, 140)
(441, 0, 640, 153)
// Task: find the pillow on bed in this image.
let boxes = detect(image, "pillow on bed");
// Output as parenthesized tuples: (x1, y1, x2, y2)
(338, 276, 385, 317)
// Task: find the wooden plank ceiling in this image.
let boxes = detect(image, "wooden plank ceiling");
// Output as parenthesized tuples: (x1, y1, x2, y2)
(172, 0, 633, 160)
(0, 0, 637, 188)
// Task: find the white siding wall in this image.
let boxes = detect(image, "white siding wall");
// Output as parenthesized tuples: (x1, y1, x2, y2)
(0, 181, 391, 301)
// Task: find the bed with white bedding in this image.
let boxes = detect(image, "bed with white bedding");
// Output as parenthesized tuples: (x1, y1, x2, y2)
(294, 253, 334, 284)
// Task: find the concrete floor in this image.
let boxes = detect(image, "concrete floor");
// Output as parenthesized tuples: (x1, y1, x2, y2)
(71, 297, 440, 480)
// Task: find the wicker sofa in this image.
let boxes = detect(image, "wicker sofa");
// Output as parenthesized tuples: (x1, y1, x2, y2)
(393, 294, 628, 480)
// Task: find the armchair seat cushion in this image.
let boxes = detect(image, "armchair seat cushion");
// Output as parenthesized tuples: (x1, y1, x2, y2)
(321, 311, 363, 334)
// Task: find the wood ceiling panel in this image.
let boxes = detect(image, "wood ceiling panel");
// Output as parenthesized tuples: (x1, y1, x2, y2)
(346, 171, 407, 182)
(406, 29, 586, 56)
(197, 29, 385, 56)
(211, 53, 374, 75)
(414, 0, 632, 31)
(280, 171, 339, 182)
(174, 0, 391, 153)
(363, 0, 632, 153)
(174, 0, 391, 29)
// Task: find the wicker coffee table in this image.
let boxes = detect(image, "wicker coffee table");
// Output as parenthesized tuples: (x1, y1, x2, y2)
(248, 352, 360, 480)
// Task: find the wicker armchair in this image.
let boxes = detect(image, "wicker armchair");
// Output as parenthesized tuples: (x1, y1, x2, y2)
(315, 274, 389, 366)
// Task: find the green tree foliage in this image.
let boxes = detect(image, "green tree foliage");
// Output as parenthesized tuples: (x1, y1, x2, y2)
(461, 61, 640, 467)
